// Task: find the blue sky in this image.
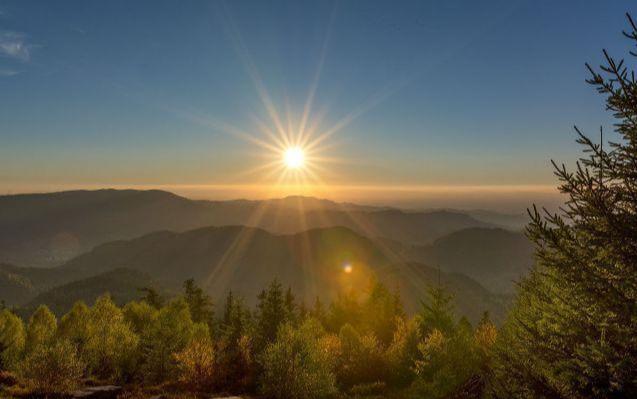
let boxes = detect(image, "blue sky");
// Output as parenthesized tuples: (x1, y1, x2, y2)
(0, 1, 635, 210)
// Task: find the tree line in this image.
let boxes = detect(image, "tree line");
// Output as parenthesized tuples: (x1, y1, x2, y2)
(0, 278, 497, 398)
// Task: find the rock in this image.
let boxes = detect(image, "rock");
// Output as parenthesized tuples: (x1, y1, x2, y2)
(71, 385, 122, 398)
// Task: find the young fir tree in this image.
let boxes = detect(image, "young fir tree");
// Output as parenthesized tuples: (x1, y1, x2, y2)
(221, 290, 235, 328)
(418, 283, 455, 338)
(138, 286, 164, 310)
(492, 14, 637, 398)
(254, 279, 289, 353)
(182, 279, 215, 332)
(141, 299, 195, 383)
(217, 291, 254, 393)
(360, 280, 405, 346)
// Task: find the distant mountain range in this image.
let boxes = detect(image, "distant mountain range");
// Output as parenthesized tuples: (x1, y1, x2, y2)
(0, 189, 498, 267)
(0, 225, 509, 325)
(0, 189, 535, 324)
(382, 228, 534, 294)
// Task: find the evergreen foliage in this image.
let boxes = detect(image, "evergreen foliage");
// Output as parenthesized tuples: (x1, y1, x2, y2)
(17, 339, 84, 395)
(140, 298, 194, 383)
(216, 291, 254, 392)
(122, 300, 158, 336)
(182, 279, 214, 331)
(260, 319, 337, 399)
(0, 310, 25, 371)
(24, 305, 57, 353)
(1, 278, 496, 398)
(336, 323, 387, 388)
(254, 279, 293, 353)
(84, 295, 138, 381)
(492, 14, 637, 399)
(418, 283, 455, 337)
(174, 322, 215, 392)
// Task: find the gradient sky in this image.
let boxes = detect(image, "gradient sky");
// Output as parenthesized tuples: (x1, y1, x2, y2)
(1, 1, 635, 210)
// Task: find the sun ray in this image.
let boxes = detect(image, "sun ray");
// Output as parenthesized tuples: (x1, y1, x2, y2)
(202, 198, 275, 291)
(219, 2, 288, 140)
(304, 80, 408, 153)
(298, 4, 336, 146)
(250, 115, 289, 150)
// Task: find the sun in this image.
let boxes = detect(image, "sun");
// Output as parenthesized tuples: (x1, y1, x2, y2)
(284, 147, 305, 169)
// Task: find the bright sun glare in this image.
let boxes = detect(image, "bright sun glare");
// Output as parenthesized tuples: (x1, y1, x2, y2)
(284, 147, 305, 169)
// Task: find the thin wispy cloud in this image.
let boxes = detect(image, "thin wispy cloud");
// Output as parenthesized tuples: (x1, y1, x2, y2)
(0, 31, 31, 62)
(0, 68, 19, 76)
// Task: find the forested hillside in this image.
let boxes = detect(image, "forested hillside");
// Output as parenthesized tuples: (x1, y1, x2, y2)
(0, 226, 507, 325)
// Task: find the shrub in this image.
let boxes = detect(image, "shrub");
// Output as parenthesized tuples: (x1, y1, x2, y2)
(141, 299, 194, 383)
(260, 319, 336, 399)
(0, 310, 25, 371)
(412, 325, 479, 399)
(84, 295, 139, 381)
(473, 313, 497, 372)
(123, 300, 158, 336)
(348, 381, 388, 397)
(337, 324, 386, 388)
(385, 317, 420, 387)
(18, 339, 84, 395)
(25, 305, 56, 352)
(57, 301, 90, 350)
(174, 323, 215, 392)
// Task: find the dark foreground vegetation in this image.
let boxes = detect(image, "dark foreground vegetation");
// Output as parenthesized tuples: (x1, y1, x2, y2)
(1, 12, 637, 399)
(0, 278, 497, 398)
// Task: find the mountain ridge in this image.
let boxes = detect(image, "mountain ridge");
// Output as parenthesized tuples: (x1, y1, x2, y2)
(1, 225, 508, 324)
(0, 189, 496, 267)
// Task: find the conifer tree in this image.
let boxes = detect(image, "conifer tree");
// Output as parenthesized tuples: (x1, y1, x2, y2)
(141, 298, 194, 382)
(123, 300, 158, 336)
(217, 292, 254, 392)
(492, 14, 637, 398)
(138, 286, 164, 309)
(183, 278, 214, 330)
(221, 290, 235, 328)
(284, 287, 298, 324)
(361, 280, 405, 346)
(254, 279, 288, 353)
(418, 284, 455, 337)
(310, 297, 327, 325)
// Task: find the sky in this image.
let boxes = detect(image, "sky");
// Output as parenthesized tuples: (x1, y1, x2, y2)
(1, 0, 635, 211)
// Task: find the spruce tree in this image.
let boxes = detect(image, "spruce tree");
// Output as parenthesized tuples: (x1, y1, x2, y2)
(182, 279, 214, 331)
(254, 279, 288, 353)
(138, 286, 164, 309)
(418, 283, 455, 337)
(492, 14, 637, 398)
